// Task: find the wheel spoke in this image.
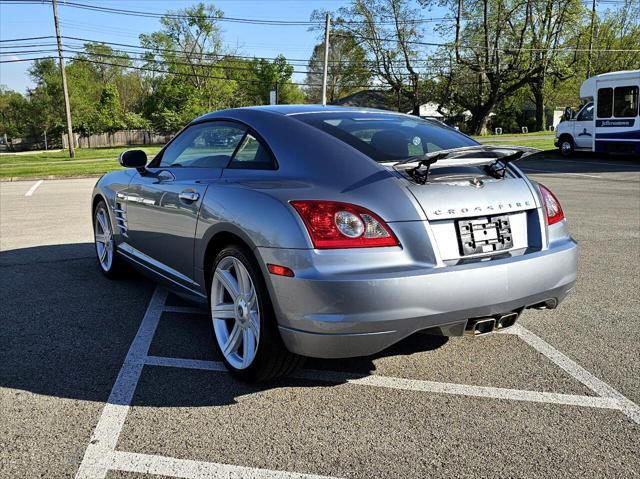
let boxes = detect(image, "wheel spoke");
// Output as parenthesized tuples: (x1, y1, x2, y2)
(222, 323, 242, 356)
(95, 233, 107, 244)
(241, 328, 255, 368)
(233, 258, 251, 295)
(215, 270, 240, 299)
(96, 211, 108, 234)
(211, 303, 235, 319)
(247, 288, 257, 309)
(248, 311, 260, 339)
(98, 245, 107, 263)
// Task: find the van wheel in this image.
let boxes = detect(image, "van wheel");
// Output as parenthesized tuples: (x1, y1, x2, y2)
(559, 137, 574, 157)
(209, 245, 304, 382)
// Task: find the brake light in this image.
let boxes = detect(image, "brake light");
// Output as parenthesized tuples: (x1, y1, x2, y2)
(539, 184, 565, 225)
(290, 200, 399, 249)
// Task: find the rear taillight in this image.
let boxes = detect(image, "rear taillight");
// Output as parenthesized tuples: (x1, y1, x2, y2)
(539, 184, 565, 225)
(290, 200, 399, 249)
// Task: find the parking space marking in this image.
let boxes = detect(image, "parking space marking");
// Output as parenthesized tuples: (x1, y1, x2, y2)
(521, 167, 602, 179)
(506, 324, 640, 425)
(75, 288, 168, 479)
(107, 451, 339, 479)
(543, 158, 639, 168)
(145, 355, 621, 411)
(163, 305, 208, 314)
(77, 287, 640, 479)
(24, 179, 43, 196)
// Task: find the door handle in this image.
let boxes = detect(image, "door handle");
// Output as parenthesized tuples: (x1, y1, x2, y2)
(179, 191, 200, 202)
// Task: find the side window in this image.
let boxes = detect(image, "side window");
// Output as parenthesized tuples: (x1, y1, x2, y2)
(576, 103, 594, 122)
(227, 133, 276, 170)
(159, 122, 247, 168)
(614, 86, 639, 118)
(597, 88, 613, 118)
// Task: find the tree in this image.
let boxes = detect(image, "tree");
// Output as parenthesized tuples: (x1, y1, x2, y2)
(27, 87, 57, 148)
(245, 55, 303, 105)
(527, 0, 583, 131)
(140, 3, 237, 110)
(305, 32, 371, 103)
(443, 0, 543, 134)
(91, 84, 127, 134)
(0, 87, 30, 142)
(322, 0, 428, 115)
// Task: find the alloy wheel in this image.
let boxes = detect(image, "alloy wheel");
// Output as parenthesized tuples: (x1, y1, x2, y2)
(211, 256, 260, 369)
(94, 207, 114, 272)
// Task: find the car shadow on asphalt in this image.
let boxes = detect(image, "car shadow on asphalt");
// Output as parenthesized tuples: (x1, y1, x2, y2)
(518, 150, 640, 175)
(0, 242, 449, 408)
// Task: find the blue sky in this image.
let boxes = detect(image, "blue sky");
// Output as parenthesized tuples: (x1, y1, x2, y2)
(1, 0, 446, 93)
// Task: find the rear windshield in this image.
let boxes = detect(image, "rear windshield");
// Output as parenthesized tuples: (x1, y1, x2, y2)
(293, 112, 478, 162)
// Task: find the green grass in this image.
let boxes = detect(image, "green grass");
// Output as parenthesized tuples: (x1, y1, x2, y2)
(473, 137, 556, 151)
(0, 146, 162, 180)
(472, 130, 555, 138)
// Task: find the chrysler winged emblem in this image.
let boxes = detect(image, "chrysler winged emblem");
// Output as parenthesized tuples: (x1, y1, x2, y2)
(470, 177, 484, 188)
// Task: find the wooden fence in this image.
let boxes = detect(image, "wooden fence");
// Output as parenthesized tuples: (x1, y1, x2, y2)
(61, 130, 173, 149)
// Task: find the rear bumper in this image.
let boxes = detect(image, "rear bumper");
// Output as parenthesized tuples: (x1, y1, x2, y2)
(258, 238, 577, 359)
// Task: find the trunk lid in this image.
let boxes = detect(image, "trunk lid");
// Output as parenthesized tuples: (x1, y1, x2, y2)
(392, 165, 542, 262)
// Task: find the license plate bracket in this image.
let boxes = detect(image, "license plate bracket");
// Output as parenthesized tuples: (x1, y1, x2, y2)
(456, 215, 513, 256)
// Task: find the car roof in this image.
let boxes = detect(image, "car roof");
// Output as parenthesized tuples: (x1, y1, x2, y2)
(198, 104, 407, 120)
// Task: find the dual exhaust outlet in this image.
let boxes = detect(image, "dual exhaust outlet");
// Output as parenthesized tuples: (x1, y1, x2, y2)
(464, 312, 519, 336)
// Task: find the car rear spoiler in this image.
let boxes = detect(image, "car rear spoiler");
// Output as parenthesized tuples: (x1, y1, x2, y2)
(393, 146, 540, 184)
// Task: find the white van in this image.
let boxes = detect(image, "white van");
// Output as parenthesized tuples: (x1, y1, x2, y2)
(555, 70, 640, 156)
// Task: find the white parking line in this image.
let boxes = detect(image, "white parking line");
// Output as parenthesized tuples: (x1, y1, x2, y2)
(163, 305, 208, 315)
(24, 179, 43, 196)
(145, 355, 621, 411)
(544, 158, 639, 168)
(108, 450, 339, 479)
(77, 287, 640, 479)
(507, 324, 640, 425)
(521, 167, 602, 178)
(75, 288, 168, 479)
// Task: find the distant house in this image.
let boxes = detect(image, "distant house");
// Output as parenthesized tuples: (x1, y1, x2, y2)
(409, 103, 445, 121)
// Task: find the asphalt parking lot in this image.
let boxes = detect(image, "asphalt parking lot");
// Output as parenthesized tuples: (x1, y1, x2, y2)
(1, 155, 639, 478)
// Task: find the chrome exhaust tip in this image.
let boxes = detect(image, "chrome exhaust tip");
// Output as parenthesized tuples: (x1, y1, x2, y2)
(464, 318, 496, 336)
(496, 312, 519, 330)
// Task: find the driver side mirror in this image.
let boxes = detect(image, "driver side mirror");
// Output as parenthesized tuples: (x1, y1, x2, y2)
(119, 149, 147, 170)
(563, 106, 574, 121)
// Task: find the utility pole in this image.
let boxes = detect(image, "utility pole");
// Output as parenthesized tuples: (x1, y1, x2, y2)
(321, 13, 330, 106)
(586, 0, 596, 79)
(52, 0, 75, 158)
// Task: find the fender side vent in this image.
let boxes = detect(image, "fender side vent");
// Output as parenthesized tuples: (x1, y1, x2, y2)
(114, 202, 128, 237)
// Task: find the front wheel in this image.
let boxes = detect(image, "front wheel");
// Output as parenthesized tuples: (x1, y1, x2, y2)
(210, 245, 304, 381)
(93, 200, 126, 278)
(559, 137, 574, 157)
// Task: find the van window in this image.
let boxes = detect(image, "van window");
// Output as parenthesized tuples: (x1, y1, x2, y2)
(576, 103, 594, 121)
(614, 86, 639, 118)
(597, 88, 613, 118)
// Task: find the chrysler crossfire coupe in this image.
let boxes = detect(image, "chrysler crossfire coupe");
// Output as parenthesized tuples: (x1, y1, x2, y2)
(92, 105, 577, 381)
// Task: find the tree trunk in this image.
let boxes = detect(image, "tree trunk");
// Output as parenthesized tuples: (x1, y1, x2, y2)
(470, 103, 495, 135)
(43, 130, 48, 150)
(533, 86, 545, 132)
(411, 101, 420, 116)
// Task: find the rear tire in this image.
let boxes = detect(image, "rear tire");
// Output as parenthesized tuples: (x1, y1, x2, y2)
(559, 136, 574, 157)
(93, 200, 126, 278)
(209, 245, 304, 382)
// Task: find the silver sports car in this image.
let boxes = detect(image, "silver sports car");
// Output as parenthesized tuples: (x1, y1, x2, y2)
(92, 105, 577, 381)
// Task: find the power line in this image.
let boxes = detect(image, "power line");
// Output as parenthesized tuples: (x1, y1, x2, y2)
(2, 0, 454, 26)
